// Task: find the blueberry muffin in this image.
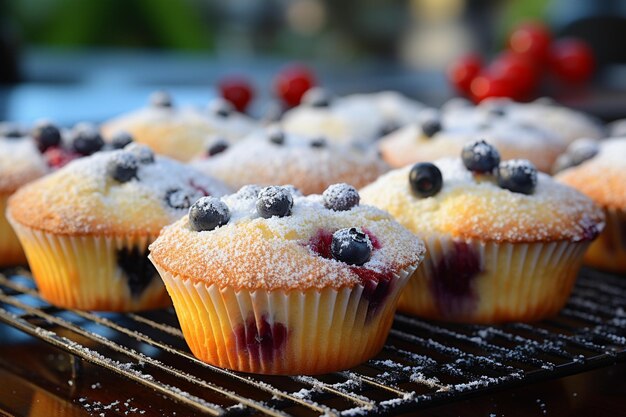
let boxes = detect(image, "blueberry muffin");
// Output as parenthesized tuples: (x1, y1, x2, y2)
(101, 92, 257, 162)
(362, 140, 604, 323)
(281, 90, 424, 145)
(7, 144, 230, 311)
(193, 128, 388, 195)
(149, 184, 425, 374)
(556, 138, 626, 273)
(0, 133, 48, 266)
(378, 107, 564, 172)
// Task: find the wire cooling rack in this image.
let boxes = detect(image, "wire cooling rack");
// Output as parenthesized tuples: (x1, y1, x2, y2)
(0, 267, 625, 416)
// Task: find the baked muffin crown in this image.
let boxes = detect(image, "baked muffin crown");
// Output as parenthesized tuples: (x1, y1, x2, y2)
(556, 138, 626, 210)
(101, 94, 257, 161)
(0, 137, 48, 194)
(193, 129, 388, 195)
(149, 185, 425, 291)
(361, 143, 605, 243)
(8, 146, 230, 236)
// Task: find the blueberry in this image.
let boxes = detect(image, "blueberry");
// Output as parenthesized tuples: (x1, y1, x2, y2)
(301, 87, 332, 107)
(461, 139, 500, 173)
(110, 131, 134, 149)
(207, 139, 229, 156)
(209, 99, 234, 118)
(149, 91, 173, 108)
(409, 162, 443, 198)
(323, 183, 360, 211)
(496, 159, 537, 195)
(268, 129, 285, 145)
(235, 184, 262, 200)
(310, 137, 326, 148)
(117, 246, 157, 298)
(71, 123, 104, 155)
(125, 143, 155, 164)
(107, 152, 139, 183)
(189, 196, 230, 232)
(331, 227, 372, 266)
(256, 186, 293, 218)
(421, 116, 442, 138)
(488, 107, 506, 117)
(165, 188, 195, 210)
(32, 122, 62, 152)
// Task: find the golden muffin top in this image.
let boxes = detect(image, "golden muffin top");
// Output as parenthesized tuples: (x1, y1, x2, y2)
(193, 128, 389, 195)
(556, 137, 626, 210)
(0, 137, 48, 194)
(149, 184, 425, 290)
(8, 145, 230, 236)
(361, 140, 605, 243)
(101, 93, 257, 162)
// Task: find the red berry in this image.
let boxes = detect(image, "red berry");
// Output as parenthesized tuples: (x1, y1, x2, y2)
(549, 39, 595, 84)
(274, 64, 316, 107)
(218, 76, 254, 113)
(447, 54, 482, 95)
(470, 73, 517, 103)
(43, 146, 80, 169)
(508, 21, 552, 65)
(489, 52, 539, 100)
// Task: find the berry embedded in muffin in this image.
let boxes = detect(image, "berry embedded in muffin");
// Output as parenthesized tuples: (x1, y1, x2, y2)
(149, 184, 425, 374)
(7, 144, 230, 311)
(362, 139, 605, 323)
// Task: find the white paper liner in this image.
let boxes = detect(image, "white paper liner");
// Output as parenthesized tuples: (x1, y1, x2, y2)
(584, 207, 626, 274)
(0, 193, 26, 266)
(398, 235, 591, 323)
(8, 216, 169, 311)
(151, 256, 417, 375)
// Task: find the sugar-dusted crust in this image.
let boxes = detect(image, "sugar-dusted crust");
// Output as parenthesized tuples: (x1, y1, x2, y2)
(444, 98, 605, 146)
(193, 131, 389, 195)
(378, 121, 564, 172)
(556, 138, 626, 210)
(0, 139, 48, 193)
(101, 106, 256, 161)
(8, 150, 230, 236)
(149, 194, 425, 291)
(360, 158, 605, 243)
(281, 91, 424, 144)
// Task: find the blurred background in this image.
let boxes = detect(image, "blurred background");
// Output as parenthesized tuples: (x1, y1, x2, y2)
(1, 0, 626, 124)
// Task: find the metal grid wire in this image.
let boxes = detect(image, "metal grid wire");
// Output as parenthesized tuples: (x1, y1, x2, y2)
(1, 267, 625, 416)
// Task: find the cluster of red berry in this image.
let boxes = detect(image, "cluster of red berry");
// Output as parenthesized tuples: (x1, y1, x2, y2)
(447, 21, 595, 103)
(218, 64, 316, 113)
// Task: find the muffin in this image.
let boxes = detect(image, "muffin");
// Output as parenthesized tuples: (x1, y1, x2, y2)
(149, 184, 425, 374)
(7, 144, 230, 311)
(361, 140, 604, 323)
(0, 134, 48, 266)
(556, 138, 626, 274)
(379, 108, 564, 172)
(193, 128, 388, 195)
(281, 89, 424, 145)
(446, 98, 605, 146)
(101, 92, 257, 162)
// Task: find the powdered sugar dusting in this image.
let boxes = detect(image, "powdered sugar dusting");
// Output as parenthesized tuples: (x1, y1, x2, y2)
(9, 149, 230, 234)
(361, 157, 605, 243)
(556, 137, 626, 209)
(0, 137, 48, 193)
(193, 130, 388, 195)
(149, 190, 425, 290)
